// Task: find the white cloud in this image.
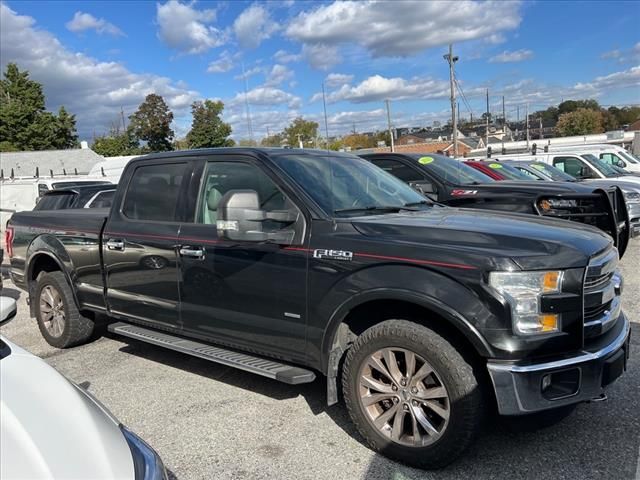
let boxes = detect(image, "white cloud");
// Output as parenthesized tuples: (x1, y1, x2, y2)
(273, 49, 302, 63)
(265, 64, 294, 86)
(207, 50, 237, 73)
(302, 43, 341, 70)
(287, 0, 523, 60)
(230, 86, 301, 109)
(601, 43, 640, 63)
(234, 66, 263, 81)
(156, 0, 225, 55)
(65, 11, 124, 36)
(315, 74, 450, 104)
(601, 49, 622, 60)
(489, 49, 533, 63)
(1, 3, 199, 139)
(325, 73, 354, 88)
(233, 3, 279, 49)
(572, 65, 640, 93)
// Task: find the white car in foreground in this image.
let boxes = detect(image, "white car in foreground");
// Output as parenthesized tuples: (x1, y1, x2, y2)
(0, 296, 167, 480)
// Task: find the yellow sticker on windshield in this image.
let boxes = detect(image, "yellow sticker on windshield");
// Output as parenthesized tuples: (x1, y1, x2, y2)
(489, 163, 503, 169)
(532, 164, 546, 170)
(418, 156, 434, 164)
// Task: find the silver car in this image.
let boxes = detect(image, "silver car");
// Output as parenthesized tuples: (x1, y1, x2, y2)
(0, 296, 167, 480)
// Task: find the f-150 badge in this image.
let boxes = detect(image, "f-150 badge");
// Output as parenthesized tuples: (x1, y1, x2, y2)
(313, 249, 353, 261)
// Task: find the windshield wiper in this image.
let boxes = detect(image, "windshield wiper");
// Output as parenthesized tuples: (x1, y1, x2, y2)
(334, 205, 418, 214)
(404, 200, 432, 207)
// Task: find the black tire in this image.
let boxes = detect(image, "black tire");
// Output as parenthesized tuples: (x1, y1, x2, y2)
(501, 404, 577, 433)
(342, 320, 484, 469)
(35, 271, 95, 348)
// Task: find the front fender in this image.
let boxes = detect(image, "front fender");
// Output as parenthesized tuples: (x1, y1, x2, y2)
(310, 264, 496, 372)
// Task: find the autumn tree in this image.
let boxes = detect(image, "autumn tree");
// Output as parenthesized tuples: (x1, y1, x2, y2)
(186, 100, 233, 149)
(261, 133, 284, 147)
(0, 63, 78, 151)
(555, 108, 604, 136)
(283, 117, 318, 147)
(129, 93, 174, 152)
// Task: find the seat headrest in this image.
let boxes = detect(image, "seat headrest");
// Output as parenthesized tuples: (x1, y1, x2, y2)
(207, 188, 222, 210)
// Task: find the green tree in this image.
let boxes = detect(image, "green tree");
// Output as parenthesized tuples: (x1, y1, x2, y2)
(558, 99, 600, 116)
(185, 100, 233, 149)
(555, 108, 604, 136)
(0, 63, 78, 151)
(237, 138, 257, 146)
(129, 93, 174, 152)
(92, 128, 140, 157)
(261, 133, 284, 147)
(283, 117, 318, 147)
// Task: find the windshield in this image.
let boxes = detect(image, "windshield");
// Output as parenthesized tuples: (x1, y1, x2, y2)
(581, 154, 623, 177)
(529, 162, 577, 181)
(619, 150, 639, 164)
(271, 153, 430, 217)
(409, 154, 494, 185)
(481, 162, 532, 181)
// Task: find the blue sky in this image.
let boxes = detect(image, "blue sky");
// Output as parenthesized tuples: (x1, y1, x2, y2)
(1, 0, 639, 141)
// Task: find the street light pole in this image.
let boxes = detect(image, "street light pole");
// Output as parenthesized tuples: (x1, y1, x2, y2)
(444, 44, 459, 157)
(385, 99, 395, 153)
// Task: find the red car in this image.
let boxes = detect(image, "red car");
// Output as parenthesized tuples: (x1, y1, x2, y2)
(464, 160, 532, 181)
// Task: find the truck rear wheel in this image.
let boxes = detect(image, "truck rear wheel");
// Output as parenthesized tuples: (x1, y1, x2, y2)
(342, 319, 484, 469)
(35, 271, 94, 348)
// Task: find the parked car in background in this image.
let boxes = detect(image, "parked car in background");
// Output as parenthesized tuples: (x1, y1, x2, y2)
(464, 160, 537, 181)
(535, 144, 640, 173)
(359, 153, 630, 256)
(503, 160, 640, 238)
(34, 184, 116, 211)
(0, 297, 167, 480)
(5, 147, 631, 468)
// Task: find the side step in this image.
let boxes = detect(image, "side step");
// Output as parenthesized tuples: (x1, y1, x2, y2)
(107, 322, 316, 385)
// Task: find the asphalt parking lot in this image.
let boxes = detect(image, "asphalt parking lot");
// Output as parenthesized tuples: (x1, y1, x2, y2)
(1, 241, 639, 480)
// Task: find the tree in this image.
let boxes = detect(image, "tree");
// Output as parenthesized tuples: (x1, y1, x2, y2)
(92, 128, 140, 157)
(185, 100, 233, 149)
(237, 139, 257, 146)
(558, 99, 600, 116)
(0, 63, 78, 151)
(261, 133, 284, 147)
(129, 93, 174, 152)
(555, 108, 604, 136)
(283, 117, 318, 147)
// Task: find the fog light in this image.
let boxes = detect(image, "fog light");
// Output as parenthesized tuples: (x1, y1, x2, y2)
(541, 369, 580, 400)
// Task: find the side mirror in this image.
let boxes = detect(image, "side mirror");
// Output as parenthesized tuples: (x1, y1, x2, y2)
(616, 159, 627, 168)
(410, 181, 436, 195)
(578, 166, 593, 179)
(216, 190, 298, 244)
(0, 297, 17, 326)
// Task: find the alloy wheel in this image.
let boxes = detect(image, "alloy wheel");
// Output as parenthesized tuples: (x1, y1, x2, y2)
(39, 285, 66, 338)
(358, 347, 450, 447)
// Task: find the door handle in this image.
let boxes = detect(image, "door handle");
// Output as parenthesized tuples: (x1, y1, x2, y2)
(179, 246, 205, 259)
(106, 239, 125, 251)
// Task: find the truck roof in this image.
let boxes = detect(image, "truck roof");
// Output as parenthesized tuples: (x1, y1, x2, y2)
(134, 147, 357, 164)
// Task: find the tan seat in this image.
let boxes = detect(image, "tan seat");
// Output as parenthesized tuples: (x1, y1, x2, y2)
(203, 188, 222, 224)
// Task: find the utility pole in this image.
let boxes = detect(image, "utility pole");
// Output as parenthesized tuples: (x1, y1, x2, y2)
(444, 44, 458, 156)
(322, 82, 330, 149)
(526, 103, 530, 150)
(296, 134, 303, 149)
(539, 116, 543, 140)
(120, 106, 126, 132)
(516, 105, 519, 140)
(485, 89, 489, 152)
(242, 62, 254, 143)
(385, 99, 395, 153)
(502, 96, 506, 150)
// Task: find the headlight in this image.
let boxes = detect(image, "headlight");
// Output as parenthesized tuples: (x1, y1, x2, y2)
(121, 426, 168, 480)
(538, 198, 578, 212)
(489, 271, 563, 335)
(623, 191, 640, 203)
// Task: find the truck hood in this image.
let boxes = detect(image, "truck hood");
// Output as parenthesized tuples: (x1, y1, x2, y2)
(472, 180, 609, 194)
(0, 336, 134, 480)
(351, 206, 612, 270)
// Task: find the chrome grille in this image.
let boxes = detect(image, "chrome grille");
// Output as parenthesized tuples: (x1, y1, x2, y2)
(583, 248, 621, 340)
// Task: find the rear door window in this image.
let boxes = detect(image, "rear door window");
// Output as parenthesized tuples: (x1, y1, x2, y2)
(123, 163, 189, 221)
(552, 156, 585, 177)
(34, 192, 76, 210)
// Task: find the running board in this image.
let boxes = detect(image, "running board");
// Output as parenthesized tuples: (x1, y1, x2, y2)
(107, 322, 316, 385)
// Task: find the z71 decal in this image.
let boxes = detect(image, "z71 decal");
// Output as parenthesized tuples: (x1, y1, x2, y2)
(451, 189, 478, 196)
(313, 249, 353, 261)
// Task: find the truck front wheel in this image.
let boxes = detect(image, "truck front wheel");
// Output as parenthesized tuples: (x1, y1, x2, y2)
(342, 320, 484, 469)
(35, 271, 94, 348)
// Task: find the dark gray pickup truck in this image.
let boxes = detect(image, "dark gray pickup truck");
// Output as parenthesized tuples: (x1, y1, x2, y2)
(6, 148, 631, 468)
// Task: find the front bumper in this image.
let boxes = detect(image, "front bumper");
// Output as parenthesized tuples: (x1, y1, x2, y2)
(487, 313, 631, 415)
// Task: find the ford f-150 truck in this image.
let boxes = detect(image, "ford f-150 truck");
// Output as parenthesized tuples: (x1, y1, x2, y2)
(6, 148, 631, 468)
(359, 153, 630, 257)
